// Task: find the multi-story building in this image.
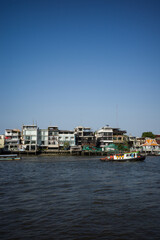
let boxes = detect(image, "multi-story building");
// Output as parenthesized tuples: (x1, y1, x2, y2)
(127, 135, 138, 148)
(22, 125, 38, 151)
(5, 129, 21, 151)
(113, 128, 127, 144)
(59, 130, 75, 149)
(48, 126, 59, 149)
(96, 125, 113, 149)
(0, 135, 5, 150)
(74, 126, 95, 146)
(135, 137, 145, 148)
(38, 129, 48, 150)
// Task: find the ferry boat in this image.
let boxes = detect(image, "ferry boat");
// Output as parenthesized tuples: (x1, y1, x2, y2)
(100, 151, 145, 162)
(0, 154, 21, 161)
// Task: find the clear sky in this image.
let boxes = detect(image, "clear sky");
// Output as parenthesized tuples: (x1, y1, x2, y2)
(1, 0, 160, 136)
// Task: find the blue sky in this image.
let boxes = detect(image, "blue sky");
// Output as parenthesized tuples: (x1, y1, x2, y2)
(1, 0, 160, 136)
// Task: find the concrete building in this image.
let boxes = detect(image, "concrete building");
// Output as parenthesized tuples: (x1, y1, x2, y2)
(59, 130, 75, 149)
(127, 135, 137, 148)
(113, 128, 127, 144)
(48, 126, 59, 149)
(96, 125, 113, 149)
(22, 125, 38, 151)
(135, 137, 145, 149)
(5, 129, 21, 151)
(155, 135, 160, 145)
(0, 135, 5, 149)
(38, 129, 48, 150)
(74, 126, 95, 146)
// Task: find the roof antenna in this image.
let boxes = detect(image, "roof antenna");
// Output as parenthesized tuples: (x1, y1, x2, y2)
(116, 104, 119, 128)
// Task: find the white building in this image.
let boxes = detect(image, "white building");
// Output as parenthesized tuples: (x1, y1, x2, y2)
(22, 125, 38, 151)
(5, 129, 21, 151)
(0, 135, 5, 149)
(38, 129, 48, 150)
(59, 130, 75, 149)
(96, 125, 113, 150)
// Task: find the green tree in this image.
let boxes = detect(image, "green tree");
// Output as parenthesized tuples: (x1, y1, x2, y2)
(141, 132, 155, 139)
(117, 143, 129, 152)
(63, 141, 70, 150)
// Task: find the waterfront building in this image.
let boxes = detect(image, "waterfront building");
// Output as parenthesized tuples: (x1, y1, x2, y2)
(129, 137, 145, 151)
(135, 137, 145, 148)
(96, 125, 113, 149)
(127, 135, 137, 148)
(38, 129, 48, 150)
(59, 130, 75, 149)
(48, 126, 59, 149)
(141, 138, 160, 154)
(0, 135, 5, 149)
(5, 129, 21, 151)
(74, 126, 95, 146)
(155, 135, 160, 145)
(22, 125, 38, 151)
(112, 128, 127, 144)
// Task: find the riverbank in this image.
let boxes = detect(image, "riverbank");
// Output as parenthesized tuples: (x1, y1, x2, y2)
(1, 150, 160, 157)
(1, 149, 106, 156)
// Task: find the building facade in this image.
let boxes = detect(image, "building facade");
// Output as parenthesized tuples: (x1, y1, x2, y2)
(59, 130, 75, 149)
(74, 126, 95, 146)
(113, 128, 127, 144)
(48, 126, 59, 149)
(96, 126, 113, 149)
(5, 129, 21, 151)
(22, 125, 38, 151)
(141, 138, 160, 154)
(38, 129, 48, 150)
(0, 135, 5, 149)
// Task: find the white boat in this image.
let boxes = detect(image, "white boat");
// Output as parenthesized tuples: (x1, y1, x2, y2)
(100, 151, 145, 162)
(0, 154, 21, 161)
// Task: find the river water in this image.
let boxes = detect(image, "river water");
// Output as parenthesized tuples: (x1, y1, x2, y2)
(0, 156, 160, 240)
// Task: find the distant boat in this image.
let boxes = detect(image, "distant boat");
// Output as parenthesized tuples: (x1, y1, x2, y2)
(100, 151, 145, 162)
(0, 154, 21, 161)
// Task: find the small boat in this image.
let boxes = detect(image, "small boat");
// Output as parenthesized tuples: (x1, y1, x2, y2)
(100, 151, 145, 162)
(0, 154, 21, 161)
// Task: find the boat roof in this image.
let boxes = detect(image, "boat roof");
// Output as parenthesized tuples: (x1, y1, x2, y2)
(0, 154, 18, 157)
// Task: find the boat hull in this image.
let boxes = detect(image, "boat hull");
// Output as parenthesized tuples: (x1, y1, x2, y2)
(100, 156, 145, 162)
(0, 155, 21, 161)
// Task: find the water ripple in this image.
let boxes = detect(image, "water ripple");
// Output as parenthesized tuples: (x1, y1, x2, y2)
(0, 156, 160, 239)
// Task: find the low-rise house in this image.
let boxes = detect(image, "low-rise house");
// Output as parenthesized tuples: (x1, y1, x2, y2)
(5, 129, 21, 151)
(155, 135, 160, 145)
(59, 130, 75, 149)
(22, 125, 38, 151)
(96, 125, 113, 150)
(74, 126, 95, 146)
(129, 137, 145, 151)
(141, 138, 160, 154)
